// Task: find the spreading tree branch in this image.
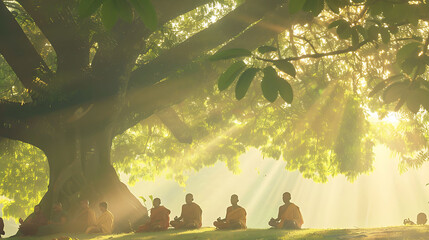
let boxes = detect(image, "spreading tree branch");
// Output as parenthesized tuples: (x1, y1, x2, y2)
(17, 0, 90, 76)
(128, 0, 284, 89)
(0, 0, 52, 98)
(115, 2, 310, 135)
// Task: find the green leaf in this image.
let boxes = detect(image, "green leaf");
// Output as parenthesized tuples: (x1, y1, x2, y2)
(209, 48, 252, 61)
(117, 0, 133, 23)
(101, 0, 120, 30)
(400, 57, 426, 76)
(78, 0, 103, 18)
(235, 68, 259, 100)
(328, 19, 347, 29)
(326, 0, 340, 14)
(382, 81, 409, 104)
(261, 67, 279, 103)
(369, 75, 403, 97)
(257, 46, 278, 54)
(278, 77, 293, 104)
(218, 61, 246, 91)
(380, 28, 390, 44)
(288, 0, 307, 14)
(406, 90, 422, 113)
(303, 0, 324, 16)
(369, 1, 385, 16)
(149, 195, 154, 202)
(274, 60, 296, 78)
(396, 42, 422, 64)
(130, 0, 158, 31)
(355, 25, 367, 40)
(336, 21, 352, 39)
(139, 196, 147, 203)
(367, 25, 379, 41)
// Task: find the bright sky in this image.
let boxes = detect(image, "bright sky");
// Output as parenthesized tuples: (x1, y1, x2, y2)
(125, 145, 429, 229)
(2, 145, 429, 237)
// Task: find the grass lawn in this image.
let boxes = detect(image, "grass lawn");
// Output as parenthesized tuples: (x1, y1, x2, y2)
(7, 226, 429, 240)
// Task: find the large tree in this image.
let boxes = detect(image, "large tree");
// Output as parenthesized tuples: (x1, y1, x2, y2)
(1, 0, 429, 232)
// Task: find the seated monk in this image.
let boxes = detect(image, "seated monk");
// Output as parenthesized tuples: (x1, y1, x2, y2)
(213, 194, 247, 230)
(170, 193, 202, 229)
(137, 198, 171, 232)
(37, 202, 68, 235)
(18, 205, 48, 236)
(69, 199, 96, 233)
(86, 202, 114, 234)
(269, 192, 304, 229)
(417, 213, 427, 225)
(0, 217, 5, 238)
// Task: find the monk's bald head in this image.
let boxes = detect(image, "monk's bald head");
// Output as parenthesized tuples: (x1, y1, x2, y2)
(231, 194, 239, 206)
(185, 193, 194, 204)
(283, 192, 291, 203)
(153, 198, 161, 207)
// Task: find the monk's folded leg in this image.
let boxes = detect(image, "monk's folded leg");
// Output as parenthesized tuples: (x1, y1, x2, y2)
(268, 219, 280, 228)
(170, 220, 185, 229)
(214, 221, 229, 230)
(85, 226, 102, 234)
(20, 223, 39, 236)
(282, 220, 299, 229)
(151, 224, 165, 231)
(184, 222, 199, 229)
(136, 223, 151, 232)
(229, 221, 245, 230)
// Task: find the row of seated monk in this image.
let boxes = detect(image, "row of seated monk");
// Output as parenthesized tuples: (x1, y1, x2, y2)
(5, 200, 114, 237)
(138, 192, 303, 232)
(0, 192, 303, 237)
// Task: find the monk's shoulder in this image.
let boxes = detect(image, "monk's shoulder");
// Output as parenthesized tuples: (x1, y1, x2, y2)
(238, 205, 246, 213)
(161, 206, 171, 214)
(192, 202, 202, 210)
(290, 203, 300, 210)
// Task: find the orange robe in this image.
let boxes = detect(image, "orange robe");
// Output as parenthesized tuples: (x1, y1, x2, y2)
(19, 212, 48, 236)
(137, 206, 170, 232)
(0, 217, 5, 236)
(71, 208, 97, 232)
(171, 203, 202, 229)
(275, 203, 304, 229)
(214, 206, 247, 229)
(95, 210, 114, 234)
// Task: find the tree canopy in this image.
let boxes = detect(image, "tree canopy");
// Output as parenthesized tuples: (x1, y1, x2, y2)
(1, 0, 429, 222)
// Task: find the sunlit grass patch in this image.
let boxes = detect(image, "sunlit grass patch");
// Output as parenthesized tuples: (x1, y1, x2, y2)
(6, 226, 429, 240)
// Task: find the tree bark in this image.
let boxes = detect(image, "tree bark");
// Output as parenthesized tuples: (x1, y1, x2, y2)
(38, 127, 148, 233)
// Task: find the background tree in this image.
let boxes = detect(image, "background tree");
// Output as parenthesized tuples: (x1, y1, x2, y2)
(1, 0, 429, 232)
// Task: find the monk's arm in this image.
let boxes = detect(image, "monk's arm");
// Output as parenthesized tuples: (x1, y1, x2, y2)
(175, 206, 184, 221)
(273, 207, 282, 221)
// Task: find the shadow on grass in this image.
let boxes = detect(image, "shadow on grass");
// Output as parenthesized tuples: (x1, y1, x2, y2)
(6, 226, 429, 240)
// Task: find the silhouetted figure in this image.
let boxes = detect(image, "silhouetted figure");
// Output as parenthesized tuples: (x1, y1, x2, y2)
(18, 205, 48, 236)
(37, 202, 68, 235)
(170, 193, 202, 229)
(0, 217, 5, 238)
(137, 198, 170, 232)
(417, 213, 427, 225)
(268, 192, 304, 229)
(70, 199, 96, 233)
(213, 194, 247, 230)
(86, 202, 114, 234)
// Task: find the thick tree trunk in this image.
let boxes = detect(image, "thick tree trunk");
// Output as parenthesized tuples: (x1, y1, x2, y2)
(38, 127, 148, 233)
